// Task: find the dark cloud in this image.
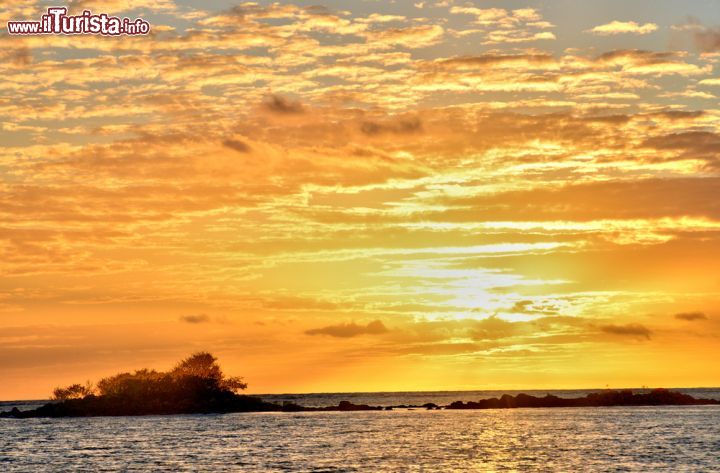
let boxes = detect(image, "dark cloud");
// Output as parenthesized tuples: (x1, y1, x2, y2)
(643, 132, 720, 169)
(305, 320, 388, 338)
(1, 47, 31, 67)
(581, 114, 631, 125)
(675, 312, 708, 321)
(303, 5, 333, 16)
(650, 110, 705, 121)
(438, 53, 555, 69)
(434, 177, 720, 221)
(263, 95, 305, 114)
(510, 300, 559, 315)
(600, 323, 651, 340)
(694, 27, 720, 52)
(179, 314, 211, 324)
(470, 317, 518, 341)
(596, 49, 679, 65)
(222, 139, 251, 153)
(361, 117, 422, 135)
(643, 131, 720, 153)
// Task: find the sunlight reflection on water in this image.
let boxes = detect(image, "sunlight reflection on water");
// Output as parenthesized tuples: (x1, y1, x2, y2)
(2, 406, 719, 472)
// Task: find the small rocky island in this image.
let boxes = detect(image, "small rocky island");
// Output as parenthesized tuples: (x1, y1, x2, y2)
(1, 352, 717, 418)
(1, 352, 383, 418)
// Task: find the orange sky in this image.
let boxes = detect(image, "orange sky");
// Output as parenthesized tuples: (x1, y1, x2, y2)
(1, 0, 720, 400)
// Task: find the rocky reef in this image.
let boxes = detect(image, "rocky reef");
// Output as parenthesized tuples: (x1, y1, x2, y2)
(2, 389, 717, 418)
(445, 389, 720, 410)
(0, 398, 385, 418)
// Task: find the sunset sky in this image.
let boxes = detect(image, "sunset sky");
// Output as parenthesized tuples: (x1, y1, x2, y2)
(2, 0, 720, 400)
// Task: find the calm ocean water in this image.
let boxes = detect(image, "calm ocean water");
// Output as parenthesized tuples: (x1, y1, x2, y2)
(2, 389, 720, 472)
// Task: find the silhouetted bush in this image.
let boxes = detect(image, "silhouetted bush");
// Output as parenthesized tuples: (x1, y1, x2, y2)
(15, 352, 269, 417)
(52, 382, 94, 401)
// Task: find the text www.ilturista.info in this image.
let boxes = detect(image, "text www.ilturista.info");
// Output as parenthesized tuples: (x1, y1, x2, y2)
(7, 7, 150, 36)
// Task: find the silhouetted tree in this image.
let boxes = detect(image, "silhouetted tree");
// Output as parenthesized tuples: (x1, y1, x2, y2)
(221, 376, 249, 393)
(171, 352, 223, 380)
(52, 382, 94, 400)
(171, 352, 248, 392)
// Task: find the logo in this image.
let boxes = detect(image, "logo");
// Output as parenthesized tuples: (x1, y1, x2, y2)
(7, 7, 151, 36)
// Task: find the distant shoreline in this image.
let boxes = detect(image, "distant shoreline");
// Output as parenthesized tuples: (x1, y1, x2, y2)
(2, 388, 719, 419)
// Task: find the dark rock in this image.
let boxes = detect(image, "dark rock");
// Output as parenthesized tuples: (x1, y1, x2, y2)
(444, 389, 720, 410)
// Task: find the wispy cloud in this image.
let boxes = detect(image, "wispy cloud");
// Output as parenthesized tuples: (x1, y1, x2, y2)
(675, 312, 708, 321)
(600, 324, 652, 340)
(179, 314, 212, 324)
(589, 20, 658, 35)
(306, 321, 389, 338)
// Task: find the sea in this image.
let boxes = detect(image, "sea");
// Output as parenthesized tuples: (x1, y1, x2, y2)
(2, 388, 719, 472)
